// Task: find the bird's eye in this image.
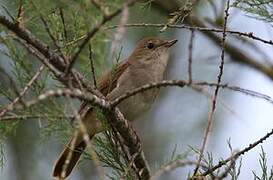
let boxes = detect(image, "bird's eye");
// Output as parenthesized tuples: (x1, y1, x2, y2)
(147, 42, 155, 49)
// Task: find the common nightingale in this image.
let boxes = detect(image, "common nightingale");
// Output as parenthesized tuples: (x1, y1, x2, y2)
(53, 37, 177, 178)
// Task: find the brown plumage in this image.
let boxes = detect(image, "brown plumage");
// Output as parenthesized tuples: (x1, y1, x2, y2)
(53, 60, 129, 178)
(53, 37, 177, 179)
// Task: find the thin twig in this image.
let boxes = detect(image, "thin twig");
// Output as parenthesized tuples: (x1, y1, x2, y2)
(0, 15, 66, 71)
(39, 16, 66, 61)
(0, 115, 72, 122)
(65, 0, 138, 76)
(1, 4, 15, 21)
(12, 32, 96, 96)
(110, 1, 129, 55)
(107, 23, 273, 46)
(196, 82, 273, 104)
(59, 8, 68, 42)
(1, 89, 108, 115)
(27, 89, 109, 109)
(194, 0, 230, 175)
(29, 0, 66, 61)
(0, 65, 45, 117)
(110, 80, 273, 108)
(16, 0, 23, 25)
(215, 152, 238, 179)
(88, 43, 97, 88)
(13, 36, 63, 78)
(188, 29, 195, 83)
(110, 80, 187, 107)
(201, 127, 273, 176)
(151, 160, 207, 180)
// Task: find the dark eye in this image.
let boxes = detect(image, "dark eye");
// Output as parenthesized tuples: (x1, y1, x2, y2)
(147, 42, 155, 49)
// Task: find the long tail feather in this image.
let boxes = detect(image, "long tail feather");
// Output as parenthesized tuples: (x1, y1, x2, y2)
(53, 134, 94, 179)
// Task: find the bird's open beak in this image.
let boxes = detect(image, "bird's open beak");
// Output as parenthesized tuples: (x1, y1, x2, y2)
(163, 39, 178, 48)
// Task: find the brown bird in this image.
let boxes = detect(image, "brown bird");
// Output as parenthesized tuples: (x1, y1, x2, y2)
(53, 37, 177, 179)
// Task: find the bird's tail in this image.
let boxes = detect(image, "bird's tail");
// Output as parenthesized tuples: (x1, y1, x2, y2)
(52, 133, 94, 179)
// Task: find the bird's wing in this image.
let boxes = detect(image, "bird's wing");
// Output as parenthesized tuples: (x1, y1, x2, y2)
(98, 59, 130, 95)
(77, 60, 130, 116)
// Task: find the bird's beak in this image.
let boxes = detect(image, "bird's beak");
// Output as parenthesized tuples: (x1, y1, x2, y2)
(162, 39, 178, 48)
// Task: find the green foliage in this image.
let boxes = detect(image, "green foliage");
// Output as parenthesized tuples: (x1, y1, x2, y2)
(91, 134, 136, 180)
(252, 146, 273, 180)
(233, 0, 273, 23)
(0, 0, 135, 177)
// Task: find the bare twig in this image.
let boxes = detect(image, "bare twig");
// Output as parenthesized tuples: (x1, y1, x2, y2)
(1, 4, 15, 21)
(188, 29, 195, 83)
(110, 80, 187, 107)
(214, 152, 238, 179)
(13, 36, 63, 78)
(11, 29, 96, 96)
(151, 160, 207, 180)
(16, 0, 24, 25)
(107, 23, 273, 46)
(0, 15, 66, 71)
(59, 8, 68, 42)
(194, 0, 230, 174)
(201, 127, 273, 177)
(88, 43, 97, 88)
(110, 80, 273, 108)
(0, 65, 45, 117)
(196, 82, 273, 104)
(25, 89, 109, 110)
(0, 89, 107, 117)
(0, 115, 72, 122)
(110, 1, 129, 55)
(187, 17, 273, 81)
(65, 0, 138, 76)
(39, 15, 66, 61)
(29, 0, 66, 62)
